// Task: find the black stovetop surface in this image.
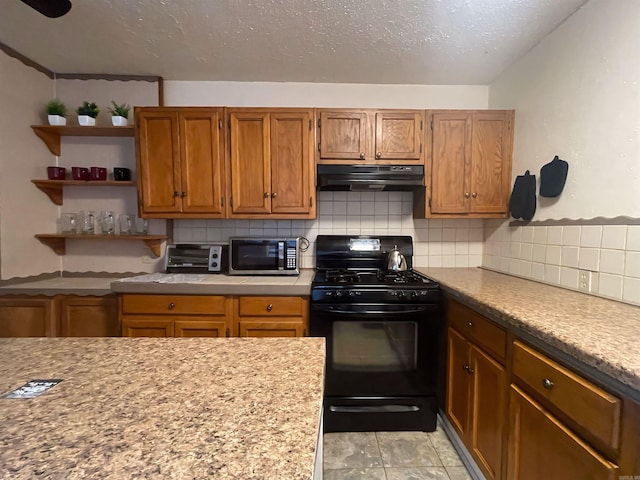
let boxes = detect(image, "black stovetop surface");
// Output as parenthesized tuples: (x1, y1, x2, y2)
(312, 268, 438, 288)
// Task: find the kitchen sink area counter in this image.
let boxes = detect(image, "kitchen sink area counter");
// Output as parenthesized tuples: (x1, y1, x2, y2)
(111, 270, 315, 296)
(0, 337, 325, 479)
(0, 276, 120, 296)
(418, 267, 640, 395)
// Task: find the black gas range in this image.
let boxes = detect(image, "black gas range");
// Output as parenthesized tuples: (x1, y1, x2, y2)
(309, 235, 443, 433)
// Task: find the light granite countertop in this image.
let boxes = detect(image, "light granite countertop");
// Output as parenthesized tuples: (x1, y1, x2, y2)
(418, 267, 640, 395)
(110, 270, 315, 296)
(0, 276, 118, 296)
(0, 337, 325, 480)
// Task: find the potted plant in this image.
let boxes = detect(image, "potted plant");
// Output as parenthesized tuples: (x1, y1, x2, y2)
(76, 101, 99, 126)
(108, 101, 131, 126)
(46, 99, 67, 126)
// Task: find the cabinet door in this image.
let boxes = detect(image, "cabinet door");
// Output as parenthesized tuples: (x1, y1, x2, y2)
(59, 295, 119, 337)
(0, 296, 56, 337)
(179, 109, 225, 214)
(122, 317, 174, 337)
(446, 328, 471, 437)
(229, 111, 271, 214)
(469, 111, 513, 214)
(238, 319, 305, 337)
(430, 112, 472, 214)
(375, 111, 423, 161)
(270, 111, 313, 214)
(507, 385, 618, 480)
(174, 318, 228, 337)
(470, 344, 506, 480)
(318, 111, 369, 161)
(136, 109, 182, 213)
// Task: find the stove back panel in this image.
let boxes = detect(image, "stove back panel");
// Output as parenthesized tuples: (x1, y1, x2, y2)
(315, 235, 413, 270)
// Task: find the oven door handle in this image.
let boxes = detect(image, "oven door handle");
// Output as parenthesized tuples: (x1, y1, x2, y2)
(311, 305, 439, 315)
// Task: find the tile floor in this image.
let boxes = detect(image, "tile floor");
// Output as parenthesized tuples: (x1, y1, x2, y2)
(323, 424, 473, 480)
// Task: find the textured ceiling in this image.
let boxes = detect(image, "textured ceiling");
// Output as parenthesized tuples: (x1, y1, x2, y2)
(1, 0, 588, 84)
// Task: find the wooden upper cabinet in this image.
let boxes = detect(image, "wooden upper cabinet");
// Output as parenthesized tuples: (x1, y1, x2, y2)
(179, 110, 225, 214)
(317, 109, 424, 164)
(270, 112, 312, 214)
(228, 108, 315, 218)
(229, 111, 271, 214)
(136, 107, 225, 217)
(318, 110, 369, 161)
(136, 109, 181, 213)
(375, 111, 424, 161)
(425, 110, 514, 218)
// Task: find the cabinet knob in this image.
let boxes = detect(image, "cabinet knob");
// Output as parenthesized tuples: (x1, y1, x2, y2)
(359, 152, 365, 159)
(266, 303, 273, 312)
(264, 192, 269, 198)
(174, 191, 179, 198)
(181, 192, 187, 198)
(168, 302, 175, 310)
(271, 192, 277, 198)
(467, 321, 473, 327)
(472, 192, 477, 198)
(542, 378, 554, 390)
(467, 367, 475, 374)
(464, 192, 470, 198)
(376, 152, 382, 159)
(462, 364, 470, 371)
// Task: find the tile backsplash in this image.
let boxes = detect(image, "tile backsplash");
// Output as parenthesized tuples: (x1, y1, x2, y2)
(173, 191, 484, 269)
(483, 220, 640, 306)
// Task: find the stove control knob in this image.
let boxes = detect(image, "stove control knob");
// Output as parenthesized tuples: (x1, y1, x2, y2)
(347, 291, 355, 296)
(325, 291, 333, 297)
(397, 291, 406, 298)
(335, 291, 343, 298)
(411, 291, 418, 299)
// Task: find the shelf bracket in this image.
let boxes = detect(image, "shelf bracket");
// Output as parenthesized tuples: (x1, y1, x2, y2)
(142, 238, 163, 257)
(31, 180, 63, 205)
(31, 126, 61, 156)
(35, 235, 66, 255)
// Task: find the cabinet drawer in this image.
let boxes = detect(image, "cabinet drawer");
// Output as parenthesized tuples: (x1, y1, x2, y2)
(449, 300, 506, 361)
(512, 340, 621, 451)
(121, 295, 226, 315)
(238, 296, 306, 317)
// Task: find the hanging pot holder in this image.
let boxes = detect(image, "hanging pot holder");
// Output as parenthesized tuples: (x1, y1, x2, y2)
(540, 155, 569, 197)
(509, 170, 537, 221)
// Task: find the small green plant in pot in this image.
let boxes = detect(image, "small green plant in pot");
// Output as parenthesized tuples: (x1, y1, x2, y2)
(108, 101, 131, 126)
(76, 101, 100, 126)
(46, 99, 67, 125)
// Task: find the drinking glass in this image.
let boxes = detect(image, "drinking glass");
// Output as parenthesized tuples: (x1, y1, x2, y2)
(100, 211, 115, 235)
(61, 213, 78, 234)
(79, 210, 95, 234)
(133, 215, 149, 235)
(119, 214, 132, 235)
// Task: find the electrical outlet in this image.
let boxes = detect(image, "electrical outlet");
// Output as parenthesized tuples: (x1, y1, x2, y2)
(141, 255, 152, 264)
(578, 270, 592, 292)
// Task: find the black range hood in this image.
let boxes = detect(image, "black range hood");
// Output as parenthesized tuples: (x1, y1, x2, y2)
(317, 164, 425, 191)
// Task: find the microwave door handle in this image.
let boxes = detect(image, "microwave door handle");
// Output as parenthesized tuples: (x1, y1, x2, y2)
(278, 241, 285, 269)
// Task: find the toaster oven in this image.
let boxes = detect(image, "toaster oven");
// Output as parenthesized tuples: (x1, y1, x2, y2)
(165, 244, 228, 273)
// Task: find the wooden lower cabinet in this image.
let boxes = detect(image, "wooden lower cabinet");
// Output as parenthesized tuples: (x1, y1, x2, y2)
(59, 295, 119, 336)
(0, 296, 57, 337)
(446, 327, 506, 480)
(0, 294, 118, 337)
(507, 385, 618, 480)
(120, 294, 308, 338)
(235, 296, 308, 337)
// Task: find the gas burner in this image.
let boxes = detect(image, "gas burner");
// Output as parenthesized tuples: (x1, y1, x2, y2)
(378, 270, 431, 284)
(324, 269, 360, 283)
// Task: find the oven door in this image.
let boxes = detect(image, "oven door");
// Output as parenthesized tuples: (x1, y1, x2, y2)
(310, 303, 441, 398)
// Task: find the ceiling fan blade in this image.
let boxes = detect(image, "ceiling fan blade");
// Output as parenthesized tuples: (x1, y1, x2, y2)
(20, 0, 72, 18)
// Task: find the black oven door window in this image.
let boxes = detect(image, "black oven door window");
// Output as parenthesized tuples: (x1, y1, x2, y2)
(332, 321, 417, 372)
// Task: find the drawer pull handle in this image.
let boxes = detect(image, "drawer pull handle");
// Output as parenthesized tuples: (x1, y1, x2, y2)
(168, 302, 175, 310)
(266, 304, 273, 312)
(542, 378, 554, 390)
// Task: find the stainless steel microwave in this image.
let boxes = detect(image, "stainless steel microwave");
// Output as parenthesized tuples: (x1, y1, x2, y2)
(228, 237, 300, 275)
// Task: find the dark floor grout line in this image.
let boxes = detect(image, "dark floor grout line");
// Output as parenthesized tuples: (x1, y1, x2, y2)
(373, 432, 389, 479)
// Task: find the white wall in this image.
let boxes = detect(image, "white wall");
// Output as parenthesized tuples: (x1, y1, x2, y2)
(0, 51, 59, 279)
(489, 0, 640, 220)
(164, 81, 489, 109)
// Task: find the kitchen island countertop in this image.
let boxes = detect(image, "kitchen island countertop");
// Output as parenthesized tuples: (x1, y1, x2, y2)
(0, 337, 325, 479)
(418, 267, 640, 395)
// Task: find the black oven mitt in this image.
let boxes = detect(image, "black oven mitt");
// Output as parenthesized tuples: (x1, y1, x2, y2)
(540, 155, 569, 197)
(509, 170, 536, 221)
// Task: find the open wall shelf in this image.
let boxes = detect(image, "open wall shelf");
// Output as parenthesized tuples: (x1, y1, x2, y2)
(35, 234, 167, 257)
(31, 179, 136, 205)
(31, 125, 135, 156)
